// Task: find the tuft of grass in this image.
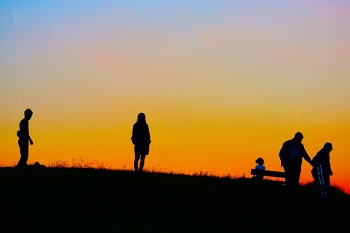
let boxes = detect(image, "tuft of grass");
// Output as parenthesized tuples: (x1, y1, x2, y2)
(47, 159, 70, 168)
(47, 157, 112, 170)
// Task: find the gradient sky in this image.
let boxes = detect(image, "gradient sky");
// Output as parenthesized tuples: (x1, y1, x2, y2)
(1, 1, 350, 193)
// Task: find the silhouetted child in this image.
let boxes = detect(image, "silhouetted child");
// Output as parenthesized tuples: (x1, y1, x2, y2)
(254, 157, 265, 180)
(311, 142, 333, 187)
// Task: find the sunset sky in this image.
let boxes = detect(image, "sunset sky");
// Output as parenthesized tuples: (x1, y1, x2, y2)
(1, 1, 350, 193)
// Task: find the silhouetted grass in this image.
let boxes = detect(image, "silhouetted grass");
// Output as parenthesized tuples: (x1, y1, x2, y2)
(47, 157, 112, 170)
(0, 167, 349, 233)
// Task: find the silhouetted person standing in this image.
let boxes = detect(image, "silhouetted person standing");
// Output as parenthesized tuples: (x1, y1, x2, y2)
(17, 109, 34, 167)
(131, 113, 151, 172)
(279, 132, 313, 195)
(311, 142, 333, 187)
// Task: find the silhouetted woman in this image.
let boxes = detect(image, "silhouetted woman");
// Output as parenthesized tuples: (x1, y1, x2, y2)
(131, 113, 151, 172)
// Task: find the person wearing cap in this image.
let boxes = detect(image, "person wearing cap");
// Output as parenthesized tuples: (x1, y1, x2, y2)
(279, 132, 314, 195)
(311, 142, 333, 187)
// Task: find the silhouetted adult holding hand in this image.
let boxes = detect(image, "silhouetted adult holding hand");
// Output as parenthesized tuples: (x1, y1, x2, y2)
(279, 132, 313, 195)
(131, 113, 151, 172)
(17, 109, 34, 167)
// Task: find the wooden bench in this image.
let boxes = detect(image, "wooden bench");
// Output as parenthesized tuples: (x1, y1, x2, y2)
(250, 169, 285, 182)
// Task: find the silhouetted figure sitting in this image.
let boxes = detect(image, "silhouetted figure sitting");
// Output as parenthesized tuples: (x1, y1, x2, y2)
(131, 113, 151, 172)
(17, 109, 34, 167)
(254, 157, 265, 181)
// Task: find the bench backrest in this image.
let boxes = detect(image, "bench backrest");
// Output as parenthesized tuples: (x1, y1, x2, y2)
(250, 169, 285, 178)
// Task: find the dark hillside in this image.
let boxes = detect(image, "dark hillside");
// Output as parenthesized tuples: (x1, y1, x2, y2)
(0, 167, 349, 233)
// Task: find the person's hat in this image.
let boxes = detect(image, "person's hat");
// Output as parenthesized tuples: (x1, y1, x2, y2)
(323, 142, 333, 150)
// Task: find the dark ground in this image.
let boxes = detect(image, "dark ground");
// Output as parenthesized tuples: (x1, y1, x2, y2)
(0, 167, 349, 233)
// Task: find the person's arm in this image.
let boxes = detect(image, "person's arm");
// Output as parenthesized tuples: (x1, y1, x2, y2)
(28, 121, 33, 145)
(21, 119, 33, 144)
(146, 125, 151, 144)
(279, 142, 288, 167)
(131, 125, 135, 145)
(312, 152, 321, 166)
(29, 134, 33, 145)
(301, 144, 313, 165)
(327, 158, 333, 175)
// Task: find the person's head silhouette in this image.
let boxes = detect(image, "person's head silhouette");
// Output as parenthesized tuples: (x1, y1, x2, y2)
(323, 142, 333, 152)
(24, 109, 33, 120)
(256, 157, 264, 166)
(293, 132, 303, 143)
(137, 113, 146, 123)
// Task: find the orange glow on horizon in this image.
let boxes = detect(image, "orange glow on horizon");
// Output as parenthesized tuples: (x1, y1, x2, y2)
(1, 1, 350, 195)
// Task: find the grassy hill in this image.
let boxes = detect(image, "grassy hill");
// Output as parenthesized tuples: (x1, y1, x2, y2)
(1, 167, 349, 233)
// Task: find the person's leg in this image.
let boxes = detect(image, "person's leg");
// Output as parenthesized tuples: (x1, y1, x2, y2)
(288, 160, 301, 195)
(311, 168, 319, 185)
(17, 143, 28, 167)
(285, 174, 295, 195)
(139, 154, 146, 172)
(284, 162, 300, 196)
(290, 171, 301, 194)
(134, 153, 140, 171)
(323, 174, 330, 186)
(284, 164, 293, 194)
